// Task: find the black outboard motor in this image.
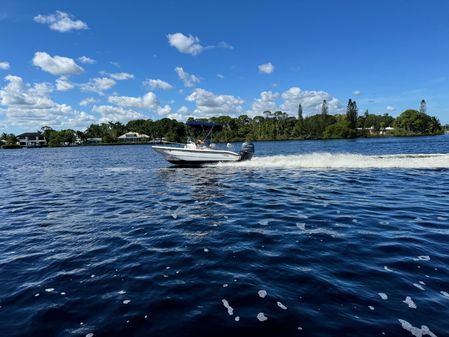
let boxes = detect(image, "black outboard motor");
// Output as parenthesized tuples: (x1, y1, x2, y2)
(239, 142, 255, 161)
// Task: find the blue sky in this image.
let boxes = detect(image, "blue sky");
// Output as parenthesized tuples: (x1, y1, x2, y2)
(1, 0, 449, 133)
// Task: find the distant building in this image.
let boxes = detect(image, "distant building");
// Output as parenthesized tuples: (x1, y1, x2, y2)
(86, 137, 102, 144)
(149, 137, 168, 144)
(380, 126, 394, 135)
(17, 132, 47, 147)
(118, 132, 150, 142)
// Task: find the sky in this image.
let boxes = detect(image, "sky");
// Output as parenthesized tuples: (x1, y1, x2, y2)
(1, 0, 449, 134)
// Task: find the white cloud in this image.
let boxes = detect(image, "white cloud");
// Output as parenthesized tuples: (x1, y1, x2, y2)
(175, 67, 200, 87)
(166, 113, 185, 121)
(167, 33, 204, 55)
(92, 105, 144, 123)
(249, 91, 279, 116)
(143, 78, 173, 90)
(0, 62, 10, 70)
(186, 88, 244, 116)
(157, 105, 172, 116)
(215, 41, 234, 50)
(33, 52, 84, 76)
(34, 11, 88, 33)
(109, 72, 134, 80)
(216, 74, 224, 79)
(78, 56, 96, 64)
(107, 91, 171, 116)
(352, 90, 362, 96)
(29, 82, 54, 96)
(281, 87, 340, 116)
(0, 74, 95, 130)
(167, 32, 233, 55)
(108, 95, 146, 108)
(386, 105, 395, 111)
(80, 77, 116, 95)
(178, 106, 189, 114)
(79, 97, 96, 106)
(55, 77, 74, 91)
(258, 62, 274, 74)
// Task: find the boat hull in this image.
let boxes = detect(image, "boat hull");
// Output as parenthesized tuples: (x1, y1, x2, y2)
(152, 145, 241, 166)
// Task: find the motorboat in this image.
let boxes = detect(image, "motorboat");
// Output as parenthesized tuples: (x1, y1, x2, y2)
(152, 121, 255, 166)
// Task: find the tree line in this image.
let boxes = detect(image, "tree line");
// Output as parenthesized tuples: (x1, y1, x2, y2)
(1, 99, 445, 147)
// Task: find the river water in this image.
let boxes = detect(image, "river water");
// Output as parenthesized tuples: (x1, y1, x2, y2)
(1, 136, 449, 337)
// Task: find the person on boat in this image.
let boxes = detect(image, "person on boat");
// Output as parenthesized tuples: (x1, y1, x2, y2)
(195, 138, 211, 147)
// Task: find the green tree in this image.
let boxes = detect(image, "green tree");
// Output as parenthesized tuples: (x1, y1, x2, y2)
(346, 99, 358, 136)
(321, 100, 328, 116)
(419, 99, 427, 114)
(393, 109, 442, 135)
(297, 104, 303, 121)
(324, 116, 351, 139)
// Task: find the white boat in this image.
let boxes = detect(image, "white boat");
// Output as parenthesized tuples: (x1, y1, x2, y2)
(152, 121, 255, 166)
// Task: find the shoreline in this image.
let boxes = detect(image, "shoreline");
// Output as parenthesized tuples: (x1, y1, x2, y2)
(2, 133, 446, 150)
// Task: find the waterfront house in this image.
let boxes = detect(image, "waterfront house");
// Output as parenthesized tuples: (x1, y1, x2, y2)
(86, 137, 102, 144)
(17, 132, 47, 147)
(149, 137, 168, 144)
(118, 132, 150, 142)
(380, 126, 395, 135)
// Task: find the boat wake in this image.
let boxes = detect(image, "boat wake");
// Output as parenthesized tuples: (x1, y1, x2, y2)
(213, 152, 449, 169)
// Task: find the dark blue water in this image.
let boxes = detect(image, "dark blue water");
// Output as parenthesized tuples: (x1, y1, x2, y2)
(1, 136, 449, 337)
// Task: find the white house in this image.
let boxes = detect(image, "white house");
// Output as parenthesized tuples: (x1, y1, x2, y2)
(118, 132, 150, 142)
(17, 132, 47, 147)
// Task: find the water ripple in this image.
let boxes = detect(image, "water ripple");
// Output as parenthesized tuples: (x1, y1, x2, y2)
(1, 138, 449, 336)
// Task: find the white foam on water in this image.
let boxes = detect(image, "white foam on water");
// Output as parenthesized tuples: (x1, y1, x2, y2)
(277, 301, 287, 310)
(440, 291, 449, 299)
(414, 256, 431, 261)
(35, 293, 40, 297)
(85, 333, 94, 337)
(215, 153, 449, 170)
(296, 223, 306, 230)
(384, 266, 393, 272)
(296, 212, 309, 219)
(123, 299, 131, 304)
(368, 306, 375, 310)
(235, 316, 240, 322)
(403, 296, 417, 309)
(398, 319, 437, 337)
(222, 299, 234, 316)
(258, 290, 267, 298)
(203, 248, 209, 252)
(378, 293, 388, 300)
(60, 292, 66, 295)
(223, 284, 228, 288)
(258, 219, 270, 226)
(413, 283, 425, 291)
(419, 281, 426, 285)
(118, 290, 126, 294)
(257, 312, 268, 322)
(105, 167, 136, 173)
(437, 216, 447, 221)
(45, 288, 55, 292)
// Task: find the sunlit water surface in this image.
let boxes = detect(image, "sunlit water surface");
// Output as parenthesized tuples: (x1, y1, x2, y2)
(1, 136, 449, 337)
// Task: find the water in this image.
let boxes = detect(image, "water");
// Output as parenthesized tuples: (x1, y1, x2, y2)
(1, 136, 449, 337)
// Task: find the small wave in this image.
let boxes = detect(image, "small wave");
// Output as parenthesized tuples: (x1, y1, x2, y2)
(215, 152, 449, 169)
(105, 167, 137, 172)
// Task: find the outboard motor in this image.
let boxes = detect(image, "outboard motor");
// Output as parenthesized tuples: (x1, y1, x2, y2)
(239, 142, 255, 161)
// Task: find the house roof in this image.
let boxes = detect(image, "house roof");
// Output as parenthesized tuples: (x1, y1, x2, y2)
(118, 132, 149, 139)
(17, 132, 45, 139)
